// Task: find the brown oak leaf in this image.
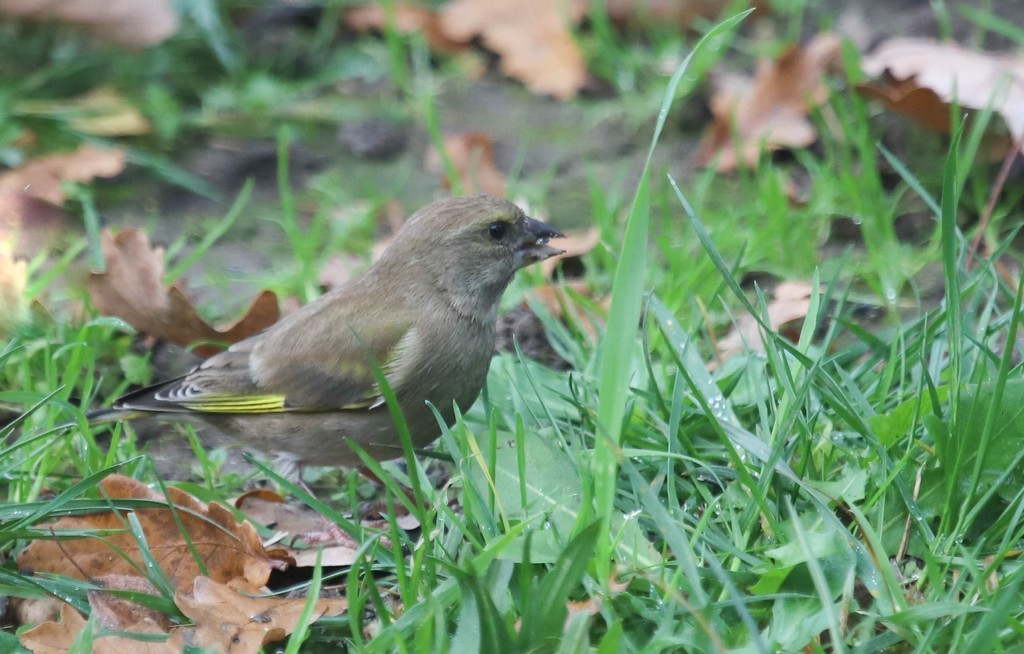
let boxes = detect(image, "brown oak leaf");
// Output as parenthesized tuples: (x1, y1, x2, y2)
(0, 0, 179, 48)
(859, 37, 1024, 141)
(169, 577, 347, 652)
(427, 132, 506, 197)
(88, 229, 280, 357)
(18, 475, 278, 593)
(439, 0, 587, 99)
(698, 33, 842, 171)
(0, 144, 125, 205)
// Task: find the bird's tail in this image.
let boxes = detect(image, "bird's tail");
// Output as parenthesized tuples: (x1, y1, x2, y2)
(0, 408, 147, 435)
(85, 407, 149, 425)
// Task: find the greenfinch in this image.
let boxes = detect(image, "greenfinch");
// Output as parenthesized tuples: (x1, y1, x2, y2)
(95, 195, 564, 481)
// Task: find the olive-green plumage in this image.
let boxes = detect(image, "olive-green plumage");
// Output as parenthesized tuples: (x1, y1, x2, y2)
(97, 195, 563, 478)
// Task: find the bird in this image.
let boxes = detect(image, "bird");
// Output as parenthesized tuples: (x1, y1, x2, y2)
(90, 195, 564, 484)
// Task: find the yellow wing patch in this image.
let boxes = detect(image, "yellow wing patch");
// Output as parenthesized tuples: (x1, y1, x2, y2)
(184, 394, 288, 413)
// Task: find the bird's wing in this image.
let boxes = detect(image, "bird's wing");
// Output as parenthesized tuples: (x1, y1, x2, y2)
(116, 307, 414, 414)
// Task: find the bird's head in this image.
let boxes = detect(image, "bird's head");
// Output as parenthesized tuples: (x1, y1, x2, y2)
(378, 195, 565, 321)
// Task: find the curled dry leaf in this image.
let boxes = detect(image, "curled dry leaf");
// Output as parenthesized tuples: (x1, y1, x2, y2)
(18, 581, 179, 654)
(345, 4, 466, 53)
(427, 132, 506, 197)
(88, 575, 174, 635)
(18, 474, 278, 593)
(236, 489, 349, 547)
(0, 0, 179, 48)
(18, 576, 346, 654)
(604, 0, 746, 29)
(88, 229, 280, 357)
(0, 144, 125, 206)
(859, 37, 1024, 141)
(0, 192, 76, 260)
(698, 33, 842, 171)
(714, 280, 815, 363)
(235, 489, 418, 568)
(0, 143, 114, 260)
(439, 0, 587, 99)
(169, 577, 347, 653)
(19, 604, 89, 654)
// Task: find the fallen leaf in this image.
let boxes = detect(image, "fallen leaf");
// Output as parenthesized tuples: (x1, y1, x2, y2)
(698, 33, 842, 171)
(856, 74, 951, 135)
(19, 604, 87, 654)
(18, 576, 345, 654)
(89, 575, 174, 634)
(87, 229, 280, 357)
(76, 576, 179, 653)
(236, 490, 346, 545)
(169, 577, 347, 653)
(0, 191, 76, 259)
(715, 280, 815, 362)
(0, 241, 28, 337)
(427, 132, 506, 196)
(540, 227, 601, 278)
(604, 0, 740, 29)
(859, 37, 1024, 141)
(0, 0, 179, 48)
(345, 4, 466, 53)
(236, 489, 418, 568)
(0, 144, 125, 205)
(439, 0, 587, 99)
(18, 475, 278, 593)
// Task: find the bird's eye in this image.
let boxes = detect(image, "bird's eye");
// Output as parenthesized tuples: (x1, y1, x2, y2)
(488, 221, 508, 240)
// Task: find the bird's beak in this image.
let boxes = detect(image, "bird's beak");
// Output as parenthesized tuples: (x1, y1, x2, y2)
(516, 216, 565, 266)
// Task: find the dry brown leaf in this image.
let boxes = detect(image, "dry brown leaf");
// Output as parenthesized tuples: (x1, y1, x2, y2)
(345, 4, 466, 53)
(87, 229, 280, 357)
(0, 191, 76, 259)
(0, 144, 125, 205)
(439, 0, 586, 99)
(698, 33, 842, 171)
(169, 577, 347, 653)
(540, 227, 600, 278)
(236, 490, 348, 546)
(856, 74, 951, 135)
(604, 0, 740, 29)
(427, 132, 506, 197)
(19, 604, 87, 654)
(18, 575, 345, 654)
(0, 0, 179, 48)
(235, 489, 417, 568)
(89, 575, 174, 634)
(715, 280, 814, 362)
(859, 38, 1024, 141)
(18, 474, 277, 592)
